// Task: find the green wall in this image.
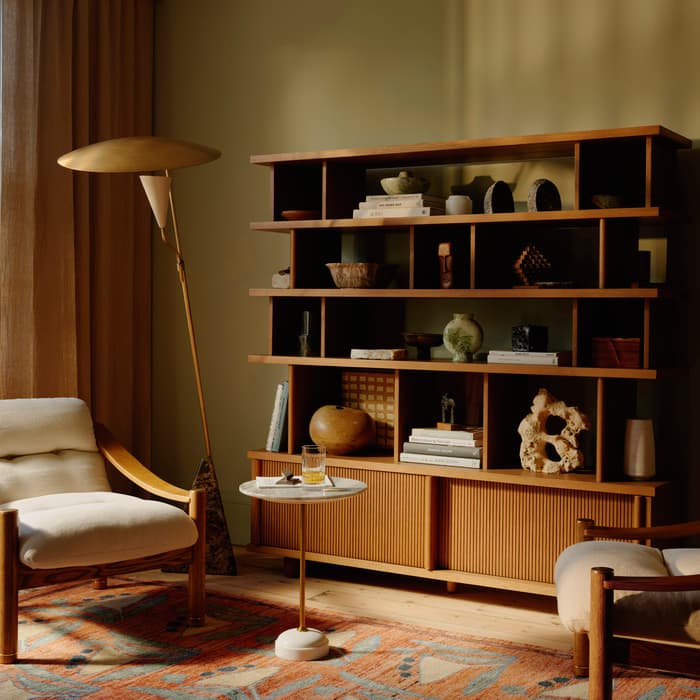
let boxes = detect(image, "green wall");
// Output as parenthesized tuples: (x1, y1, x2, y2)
(153, 0, 700, 544)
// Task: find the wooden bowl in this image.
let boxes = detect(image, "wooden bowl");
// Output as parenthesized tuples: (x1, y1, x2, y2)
(402, 332, 443, 360)
(326, 262, 397, 289)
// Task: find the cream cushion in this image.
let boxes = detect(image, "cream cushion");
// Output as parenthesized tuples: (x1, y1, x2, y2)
(0, 451, 111, 502)
(555, 540, 700, 644)
(663, 548, 700, 576)
(0, 397, 110, 502)
(0, 397, 97, 456)
(3, 492, 199, 569)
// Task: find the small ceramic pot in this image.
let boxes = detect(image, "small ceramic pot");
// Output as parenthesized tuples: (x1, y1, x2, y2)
(445, 195, 472, 215)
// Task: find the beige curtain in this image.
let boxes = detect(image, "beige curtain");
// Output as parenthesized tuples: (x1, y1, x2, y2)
(0, 0, 153, 460)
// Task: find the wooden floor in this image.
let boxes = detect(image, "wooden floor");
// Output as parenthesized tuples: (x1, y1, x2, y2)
(133, 546, 572, 653)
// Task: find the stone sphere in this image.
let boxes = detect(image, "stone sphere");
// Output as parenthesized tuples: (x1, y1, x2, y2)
(309, 405, 375, 455)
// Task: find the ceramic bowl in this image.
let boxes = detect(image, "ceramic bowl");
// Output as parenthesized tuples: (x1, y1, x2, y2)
(380, 170, 430, 195)
(326, 262, 397, 289)
(402, 332, 443, 360)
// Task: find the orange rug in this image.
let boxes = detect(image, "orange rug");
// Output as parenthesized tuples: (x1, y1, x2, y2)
(4, 578, 699, 699)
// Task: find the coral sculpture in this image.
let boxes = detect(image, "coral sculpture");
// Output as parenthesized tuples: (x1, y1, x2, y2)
(517, 388, 590, 473)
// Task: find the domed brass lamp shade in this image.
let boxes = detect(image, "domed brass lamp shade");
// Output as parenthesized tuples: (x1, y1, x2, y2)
(57, 136, 236, 575)
(57, 136, 220, 173)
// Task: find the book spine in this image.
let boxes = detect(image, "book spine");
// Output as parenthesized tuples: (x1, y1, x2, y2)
(364, 193, 445, 205)
(399, 452, 481, 468)
(487, 350, 569, 359)
(486, 355, 563, 365)
(411, 427, 482, 439)
(265, 382, 284, 450)
(353, 206, 436, 219)
(408, 435, 482, 447)
(402, 441, 482, 458)
(270, 380, 289, 452)
(359, 198, 446, 209)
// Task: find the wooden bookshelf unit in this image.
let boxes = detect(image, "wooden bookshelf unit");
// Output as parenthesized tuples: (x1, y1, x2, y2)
(247, 126, 691, 595)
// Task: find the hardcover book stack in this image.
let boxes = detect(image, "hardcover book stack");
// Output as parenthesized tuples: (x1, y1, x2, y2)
(486, 350, 572, 366)
(400, 425, 483, 469)
(353, 193, 446, 219)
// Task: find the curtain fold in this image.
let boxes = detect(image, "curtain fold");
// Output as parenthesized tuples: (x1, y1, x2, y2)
(0, 0, 153, 461)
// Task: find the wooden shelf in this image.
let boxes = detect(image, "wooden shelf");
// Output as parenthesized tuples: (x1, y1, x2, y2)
(250, 124, 691, 166)
(250, 287, 665, 299)
(247, 125, 690, 593)
(247, 355, 657, 379)
(247, 449, 667, 496)
(252, 207, 674, 231)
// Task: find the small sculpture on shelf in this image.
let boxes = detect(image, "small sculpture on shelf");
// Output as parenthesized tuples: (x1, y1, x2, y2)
(438, 242, 453, 289)
(299, 310, 313, 357)
(527, 178, 561, 211)
(513, 243, 552, 287)
(517, 388, 590, 474)
(441, 393, 456, 424)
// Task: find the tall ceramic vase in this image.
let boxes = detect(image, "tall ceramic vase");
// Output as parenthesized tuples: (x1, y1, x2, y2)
(443, 313, 483, 362)
(623, 418, 655, 480)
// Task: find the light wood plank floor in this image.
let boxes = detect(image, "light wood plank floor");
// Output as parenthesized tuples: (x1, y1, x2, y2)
(132, 546, 572, 654)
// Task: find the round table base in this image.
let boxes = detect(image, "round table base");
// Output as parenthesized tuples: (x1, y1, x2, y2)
(274, 627, 329, 660)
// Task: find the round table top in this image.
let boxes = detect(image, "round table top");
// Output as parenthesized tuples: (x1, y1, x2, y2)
(239, 476, 366, 504)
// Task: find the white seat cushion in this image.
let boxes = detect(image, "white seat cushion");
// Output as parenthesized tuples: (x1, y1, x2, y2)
(3, 492, 198, 569)
(555, 540, 700, 644)
(663, 548, 700, 576)
(555, 540, 668, 632)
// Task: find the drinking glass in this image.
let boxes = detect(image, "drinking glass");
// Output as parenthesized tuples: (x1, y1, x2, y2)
(301, 444, 326, 484)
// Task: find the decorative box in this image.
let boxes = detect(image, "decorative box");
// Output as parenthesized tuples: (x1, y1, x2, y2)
(591, 337, 640, 368)
(512, 325, 548, 352)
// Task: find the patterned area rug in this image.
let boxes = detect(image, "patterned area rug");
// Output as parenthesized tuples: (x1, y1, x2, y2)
(4, 578, 699, 699)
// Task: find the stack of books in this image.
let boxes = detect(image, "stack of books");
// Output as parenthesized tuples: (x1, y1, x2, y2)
(353, 193, 446, 219)
(400, 426, 483, 468)
(486, 350, 572, 366)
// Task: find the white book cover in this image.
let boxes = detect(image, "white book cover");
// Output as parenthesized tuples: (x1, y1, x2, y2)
(487, 356, 560, 365)
(408, 435, 483, 447)
(353, 206, 442, 219)
(402, 441, 482, 458)
(399, 452, 481, 468)
(265, 382, 284, 451)
(411, 426, 483, 439)
(270, 380, 289, 452)
(488, 350, 568, 358)
(364, 193, 446, 205)
(486, 351, 571, 366)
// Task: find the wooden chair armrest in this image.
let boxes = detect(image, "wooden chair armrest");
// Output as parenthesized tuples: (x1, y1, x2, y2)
(94, 423, 191, 504)
(578, 517, 700, 542)
(600, 571, 700, 593)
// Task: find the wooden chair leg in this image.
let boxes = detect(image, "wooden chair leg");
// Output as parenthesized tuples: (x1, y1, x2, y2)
(0, 509, 19, 664)
(589, 566, 614, 700)
(573, 631, 589, 676)
(188, 488, 207, 626)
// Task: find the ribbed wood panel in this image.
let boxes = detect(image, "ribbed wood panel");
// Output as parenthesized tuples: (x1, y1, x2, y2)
(439, 479, 639, 584)
(255, 461, 427, 568)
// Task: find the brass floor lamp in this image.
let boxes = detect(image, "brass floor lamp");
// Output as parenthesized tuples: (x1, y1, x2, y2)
(58, 136, 236, 575)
